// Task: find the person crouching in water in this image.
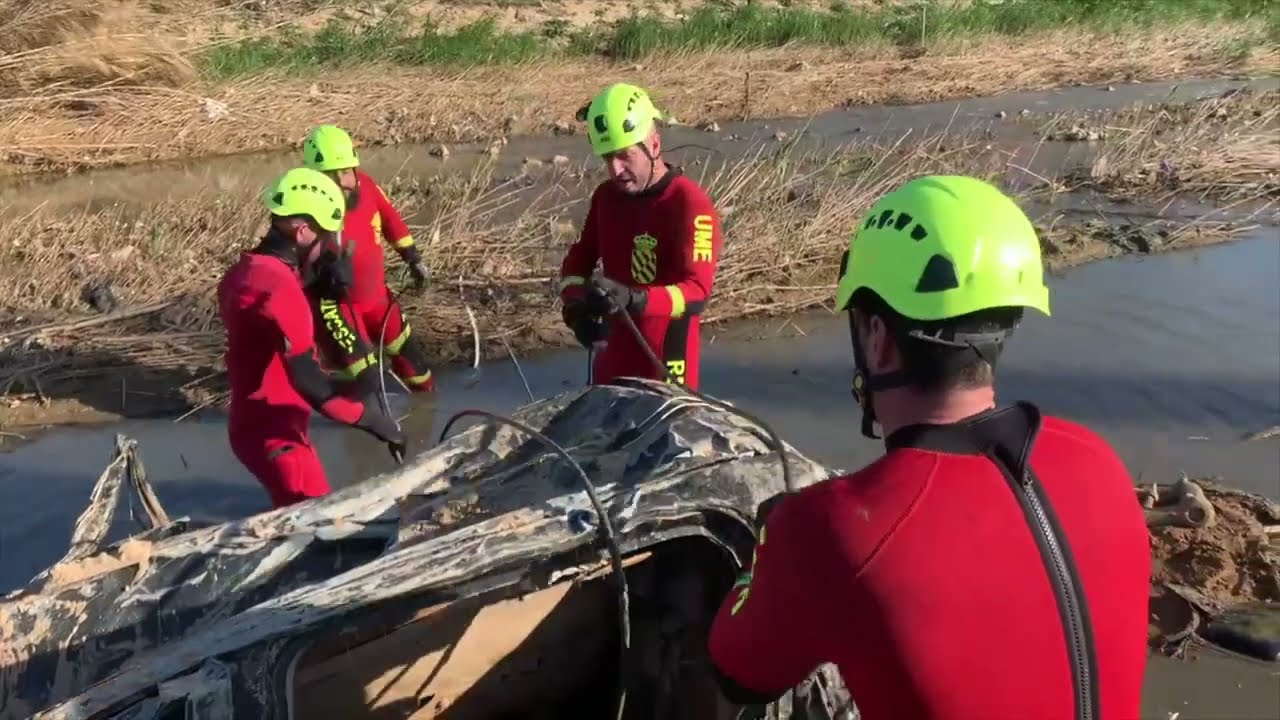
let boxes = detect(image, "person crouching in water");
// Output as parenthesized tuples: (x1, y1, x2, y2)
(218, 167, 407, 508)
(557, 83, 724, 390)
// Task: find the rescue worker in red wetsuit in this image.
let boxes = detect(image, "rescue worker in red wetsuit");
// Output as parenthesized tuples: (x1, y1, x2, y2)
(300, 124, 436, 396)
(218, 167, 407, 508)
(707, 175, 1152, 720)
(558, 83, 723, 390)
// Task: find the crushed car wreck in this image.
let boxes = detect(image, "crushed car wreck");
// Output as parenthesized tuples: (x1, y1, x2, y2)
(0, 378, 855, 720)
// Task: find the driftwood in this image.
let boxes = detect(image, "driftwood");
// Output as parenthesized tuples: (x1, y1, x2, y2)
(0, 303, 174, 354)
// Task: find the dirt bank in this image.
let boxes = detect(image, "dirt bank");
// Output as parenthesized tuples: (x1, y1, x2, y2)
(1147, 478, 1280, 657)
(0, 0, 1273, 174)
(0, 91, 1275, 434)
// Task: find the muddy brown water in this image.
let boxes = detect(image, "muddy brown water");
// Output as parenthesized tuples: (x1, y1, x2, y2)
(1, 77, 1277, 715)
(0, 76, 1275, 217)
(1, 231, 1277, 717)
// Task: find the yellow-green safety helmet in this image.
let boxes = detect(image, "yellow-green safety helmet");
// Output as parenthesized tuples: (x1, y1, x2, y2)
(835, 175, 1050, 321)
(302, 124, 360, 172)
(262, 167, 346, 232)
(581, 83, 663, 156)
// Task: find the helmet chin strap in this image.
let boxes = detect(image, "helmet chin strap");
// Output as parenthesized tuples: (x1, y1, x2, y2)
(848, 310, 1014, 440)
(848, 311, 909, 440)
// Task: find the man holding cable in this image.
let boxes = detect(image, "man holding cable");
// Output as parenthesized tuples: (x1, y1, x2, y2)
(558, 82, 724, 390)
(218, 167, 407, 508)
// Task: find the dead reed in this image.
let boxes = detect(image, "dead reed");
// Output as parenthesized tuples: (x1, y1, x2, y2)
(1048, 88, 1280, 203)
(0, 12, 1273, 174)
(0, 107, 1271, 411)
(0, 0, 196, 98)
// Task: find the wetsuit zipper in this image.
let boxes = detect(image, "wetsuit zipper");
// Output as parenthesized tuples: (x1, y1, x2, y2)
(1002, 466, 1098, 720)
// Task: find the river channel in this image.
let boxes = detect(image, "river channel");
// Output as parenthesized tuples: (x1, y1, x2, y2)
(0, 76, 1277, 718)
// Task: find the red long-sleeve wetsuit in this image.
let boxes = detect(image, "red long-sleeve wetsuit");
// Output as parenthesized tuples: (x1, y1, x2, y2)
(558, 168, 722, 390)
(707, 407, 1152, 720)
(219, 244, 379, 507)
(309, 169, 434, 394)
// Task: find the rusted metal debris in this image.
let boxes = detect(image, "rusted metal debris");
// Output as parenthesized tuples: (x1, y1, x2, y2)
(1, 379, 853, 720)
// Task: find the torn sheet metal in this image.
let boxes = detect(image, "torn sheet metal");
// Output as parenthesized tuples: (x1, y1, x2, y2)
(2, 379, 836, 719)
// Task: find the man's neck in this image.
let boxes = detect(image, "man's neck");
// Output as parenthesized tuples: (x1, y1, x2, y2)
(874, 386, 997, 437)
(648, 159, 670, 186)
(251, 228, 298, 266)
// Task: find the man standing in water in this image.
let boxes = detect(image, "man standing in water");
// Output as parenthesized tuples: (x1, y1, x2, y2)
(707, 175, 1151, 720)
(558, 82, 723, 390)
(300, 124, 437, 396)
(219, 167, 406, 508)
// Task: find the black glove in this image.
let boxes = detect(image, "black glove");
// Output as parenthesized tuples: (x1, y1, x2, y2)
(355, 404, 408, 462)
(562, 299, 608, 349)
(401, 247, 430, 290)
(409, 261, 430, 290)
(591, 275, 647, 315)
(307, 249, 355, 299)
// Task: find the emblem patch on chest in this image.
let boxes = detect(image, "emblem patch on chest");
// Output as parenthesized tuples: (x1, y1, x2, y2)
(631, 233, 658, 284)
(371, 213, 382, 244)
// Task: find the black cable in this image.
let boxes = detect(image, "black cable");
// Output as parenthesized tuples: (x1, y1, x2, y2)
(437, 409, 631, 720)
(611, 308, 796, 495)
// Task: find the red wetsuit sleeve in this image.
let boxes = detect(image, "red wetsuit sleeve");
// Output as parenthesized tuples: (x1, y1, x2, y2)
(642, 188, 721, 318)
(708, 493, 828, 700)
(366, 174, 416, 259)
(260, 277, 366, 425)
(558, 188, 601, 303)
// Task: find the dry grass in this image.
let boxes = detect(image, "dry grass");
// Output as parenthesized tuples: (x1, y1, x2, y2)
(1, 101, 1272, 422)
(1056, 88, 1280, 204)
(0, 0, 196, 97)
(0, 17, 1274, 173)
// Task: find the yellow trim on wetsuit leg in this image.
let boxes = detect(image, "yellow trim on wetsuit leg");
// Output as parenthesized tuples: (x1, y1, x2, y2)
(401, 370, 434, 388)
(385, 323, 411, 355)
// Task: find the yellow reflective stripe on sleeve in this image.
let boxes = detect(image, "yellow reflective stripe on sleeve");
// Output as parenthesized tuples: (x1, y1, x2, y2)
(665, 285, 686, 318)
(385, 324, 412, 355)
(559, 276, 586, 292)
(331, 352, 378, 380)
(393, 234, 415, 249)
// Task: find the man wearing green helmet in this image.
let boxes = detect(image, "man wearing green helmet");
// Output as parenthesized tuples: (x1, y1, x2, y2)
(707, 176, 1150, 720)
(558, 82, 723, 389)
(300, 124, 436, 397)
(218, 167, 407, 509)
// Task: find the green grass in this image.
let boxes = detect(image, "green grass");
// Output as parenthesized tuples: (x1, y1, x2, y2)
(199, 0, 1278, 80)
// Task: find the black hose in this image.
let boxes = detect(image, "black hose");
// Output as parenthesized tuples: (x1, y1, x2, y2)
(612, 309, 796, 495)
(437, 408, 631, 720)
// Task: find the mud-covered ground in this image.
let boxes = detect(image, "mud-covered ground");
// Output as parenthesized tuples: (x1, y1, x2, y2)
(1150, 480, 1280, 610)
(0, 84, 1275, 436)
(1147, 478, 1280, 664)
(0, 0, 1274, 174)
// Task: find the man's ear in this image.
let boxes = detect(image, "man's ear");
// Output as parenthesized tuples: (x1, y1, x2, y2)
(865, 314, 897, 374)
(647, 128, 662, 157)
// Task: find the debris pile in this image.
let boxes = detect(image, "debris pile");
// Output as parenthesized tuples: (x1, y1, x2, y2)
(1143, 477, 1280, 658)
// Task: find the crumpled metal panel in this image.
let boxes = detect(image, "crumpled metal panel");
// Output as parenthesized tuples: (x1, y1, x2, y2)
(2, 379, 837, 719)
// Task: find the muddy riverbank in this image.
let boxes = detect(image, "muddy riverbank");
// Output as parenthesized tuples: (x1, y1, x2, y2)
(1, 82, 1275, 435)
(1, 232, 1278, 719)
(2, 76, 1276, 217)
(1, 0, 1273, 176)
